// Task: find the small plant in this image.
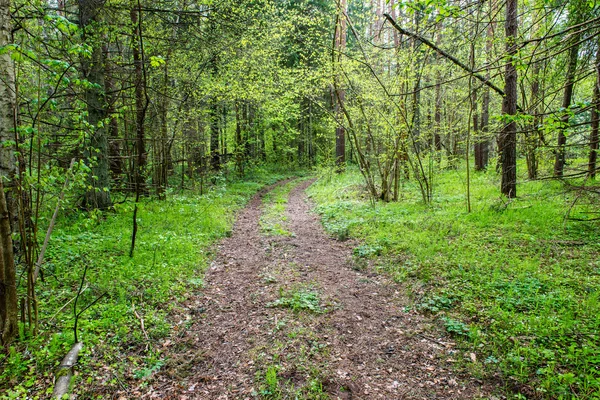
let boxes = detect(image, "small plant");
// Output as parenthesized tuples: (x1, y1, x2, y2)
(353, 244, 382, 258)
(442, 317, 470, 336)
(268, 287, 323, 313)
(133, 359, 164, 380)
(417, 295, 455, 313)
(256, 365, 281, 399)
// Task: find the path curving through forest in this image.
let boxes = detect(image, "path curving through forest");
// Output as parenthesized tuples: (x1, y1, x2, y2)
(145, 179, 493, 399)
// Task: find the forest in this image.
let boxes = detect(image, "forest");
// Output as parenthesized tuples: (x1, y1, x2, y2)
(0, 0, 599, 398)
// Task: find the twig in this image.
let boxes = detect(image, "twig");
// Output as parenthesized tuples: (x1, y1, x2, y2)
(132, 302, 149, 351)
(49, 285, 87, 322)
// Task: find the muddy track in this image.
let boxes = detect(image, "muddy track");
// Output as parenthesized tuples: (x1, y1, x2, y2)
(143, 179, 493, 399)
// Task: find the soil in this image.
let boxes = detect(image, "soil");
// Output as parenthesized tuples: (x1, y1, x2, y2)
(142, 179, 495, 399)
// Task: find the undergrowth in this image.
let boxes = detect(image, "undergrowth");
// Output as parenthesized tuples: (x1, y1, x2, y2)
(0, 166, 299, 399)
(308, 165, 600, 399)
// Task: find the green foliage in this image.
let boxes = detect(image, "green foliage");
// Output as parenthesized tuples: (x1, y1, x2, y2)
(255, 365, 282, 399)
(268, 286, 324, 314)
(308, 166, 600, 399)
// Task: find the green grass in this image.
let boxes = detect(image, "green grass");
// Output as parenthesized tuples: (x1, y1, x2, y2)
(260, 179, 299, 236)
(0, 166, 296, 399)
(308, 164, 600, 399)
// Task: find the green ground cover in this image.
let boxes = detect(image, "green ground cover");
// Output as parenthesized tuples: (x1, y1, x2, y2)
(0, 167, 296, 399)
(260, 179, 300, 236)
(308, 166, 600, 399)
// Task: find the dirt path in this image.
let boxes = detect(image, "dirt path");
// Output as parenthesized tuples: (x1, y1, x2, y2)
(146, 179, 493, 399)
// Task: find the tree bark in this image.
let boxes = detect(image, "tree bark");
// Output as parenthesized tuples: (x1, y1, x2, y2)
(476, 5, 494, 171)
(104, 44, 122, 182)
(80, 0, 112, 209)
(553, 29, 581, 177)
(589, 37, 600, 179)
(334, 0, 347, 170)
(499, 0, 518, 198)
(0, 179, 18, 346)
(433, 22, 442, 156)
(0, 0, 18, 228)
(131, 2, 148, 192)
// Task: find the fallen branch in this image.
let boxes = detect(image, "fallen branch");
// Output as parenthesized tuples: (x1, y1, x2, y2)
(52, 342, 83, 399)
(383, 13, 524, 113)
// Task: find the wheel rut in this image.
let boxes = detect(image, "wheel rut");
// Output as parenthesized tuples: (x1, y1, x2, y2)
(145, 179, 493, 399)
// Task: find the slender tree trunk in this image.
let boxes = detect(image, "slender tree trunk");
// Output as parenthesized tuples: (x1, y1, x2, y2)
(433, 22, 442, 157)
(554, 16, 582, 176)
(0, 179, 18, 346)
(210, 97, 220, 171)
(157, 49, 171, 198)
(0, 0, 18, 228)
(235, 100, 244, 175)
(334, 0, 347, 170)
(589, 38, 600, 179)
(526, 62, 540, 179)
(104, 44, 122, 182)
(131, 2, 148, 193)
(500, 0, 518, 197)
(477, 2, 494, 171)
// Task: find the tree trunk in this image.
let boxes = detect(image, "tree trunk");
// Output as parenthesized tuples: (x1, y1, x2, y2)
(131, 3, 148, 193)
(210, 97, 220, 171)
(499, 0, 518, 197)
(334, 0, 347, 171)
(80, 0, 112, 210)
(0, 0, 18, 228)
(433, 22, 442, 157)
(104, 44, 122, 183)
(477, 2, 494, 171)
(553, 37, 580, 176)
(525, 62, 540, 179)
(0, 179, 18, 346)
(589, 37, 600, 179)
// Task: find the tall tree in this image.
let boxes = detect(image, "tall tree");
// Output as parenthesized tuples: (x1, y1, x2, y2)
(0, 0, 17, 227)
(499, 0, 518, 197)
(131, 0, 148, 192)
(0, 179, 17, 346)
(475, 1, 495, 171)
(589, 36, 600, 179)
(0, 0, 17, 346)
(80, 0, 112, 209)
(333, 0, 347, 170)
(553, 2, 586, 177)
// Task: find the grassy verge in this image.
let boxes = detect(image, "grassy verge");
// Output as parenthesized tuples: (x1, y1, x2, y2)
(0, 167, 297, 399)
(307, 166, 600, 399)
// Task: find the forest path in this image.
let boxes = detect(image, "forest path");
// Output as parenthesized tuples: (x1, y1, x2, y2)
(147, 179, 492, 399)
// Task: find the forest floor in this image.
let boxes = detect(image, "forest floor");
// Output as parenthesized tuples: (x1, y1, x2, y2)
(141, 178, 495, 399)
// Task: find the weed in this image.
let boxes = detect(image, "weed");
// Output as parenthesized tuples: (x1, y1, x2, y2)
(417, 295, 455, 314)
(353, 244, 383, 258)
(268, 286, 324, 314)
(255, 365, 281, 399)
(442, 317, 471, 336)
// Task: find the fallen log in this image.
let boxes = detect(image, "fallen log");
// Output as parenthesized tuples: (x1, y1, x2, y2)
(52, 342, 83, 399)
